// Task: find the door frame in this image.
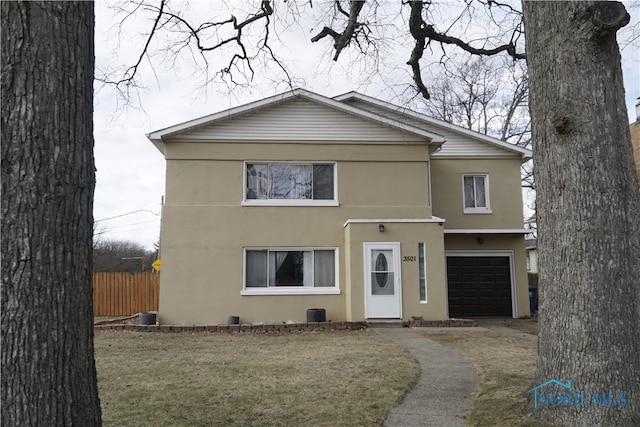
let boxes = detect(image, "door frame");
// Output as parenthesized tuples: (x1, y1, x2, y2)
(364, 242, 402, 319)
(445, 250, 517, 318)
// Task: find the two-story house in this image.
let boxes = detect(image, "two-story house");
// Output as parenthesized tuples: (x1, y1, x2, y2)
(147, 89, 532, 325)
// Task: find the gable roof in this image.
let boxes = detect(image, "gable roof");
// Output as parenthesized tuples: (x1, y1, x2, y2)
(147, 88, 531, 161)
(334, 91, 532, 161)
(147, 88, 446, 153)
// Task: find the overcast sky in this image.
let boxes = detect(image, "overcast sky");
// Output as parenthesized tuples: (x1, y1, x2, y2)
(93, 1, 640, 250)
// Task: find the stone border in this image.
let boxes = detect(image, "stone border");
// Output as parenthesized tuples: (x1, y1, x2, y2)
(406, 318, 477, 327)
(94, 318, 477, 333)
(95, 321, 368, 333)
(94, 314, 141, 326)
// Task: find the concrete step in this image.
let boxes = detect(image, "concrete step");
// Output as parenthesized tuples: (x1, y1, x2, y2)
(367, 320, 404, 328)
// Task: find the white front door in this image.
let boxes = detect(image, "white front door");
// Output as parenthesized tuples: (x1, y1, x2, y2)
(364, 243, 402, 319)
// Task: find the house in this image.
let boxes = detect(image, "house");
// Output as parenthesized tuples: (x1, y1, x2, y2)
(525, 238, 538, 275)
(147, 89, 532, 325)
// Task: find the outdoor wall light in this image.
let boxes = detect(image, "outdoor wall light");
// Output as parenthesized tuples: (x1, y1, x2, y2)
(379, 223, 385, 232)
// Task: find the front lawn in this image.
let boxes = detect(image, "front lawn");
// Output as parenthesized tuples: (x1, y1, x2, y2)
(422, 327, 559, 427)
(94, 330, 419, 426)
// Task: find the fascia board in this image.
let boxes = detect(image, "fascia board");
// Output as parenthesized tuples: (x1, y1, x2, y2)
(443, 228, 533, 234)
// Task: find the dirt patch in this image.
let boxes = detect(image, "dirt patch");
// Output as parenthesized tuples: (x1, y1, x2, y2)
(505, 318, 538, 335)
(473, 317, 538, 336)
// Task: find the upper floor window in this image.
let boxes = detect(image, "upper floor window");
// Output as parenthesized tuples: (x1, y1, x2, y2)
(244, 162, 337, 206)
(463, 174, 491, 213)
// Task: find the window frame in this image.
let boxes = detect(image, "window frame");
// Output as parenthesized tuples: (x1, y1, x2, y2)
(462, 173, 492, 214)
(418, 242, 427, 303)
(242, 161, 339, 206)
(242, 247, 340, 295)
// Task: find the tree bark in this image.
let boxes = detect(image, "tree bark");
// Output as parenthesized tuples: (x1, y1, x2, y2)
(524, 1, 640, 425)
(1, 2, 101, 425)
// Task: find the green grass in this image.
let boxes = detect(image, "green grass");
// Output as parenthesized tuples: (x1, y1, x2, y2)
(95, 330, 419, 426)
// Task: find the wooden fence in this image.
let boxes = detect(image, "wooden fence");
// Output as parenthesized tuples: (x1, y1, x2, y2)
(93, 272, 159, 316)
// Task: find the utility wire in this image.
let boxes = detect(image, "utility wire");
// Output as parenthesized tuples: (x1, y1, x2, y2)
(95, 208, 160, 222)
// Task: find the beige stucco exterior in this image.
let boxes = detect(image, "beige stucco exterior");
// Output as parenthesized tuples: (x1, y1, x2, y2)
(150, 90, 532, 325)
(431, 158, 526, 229)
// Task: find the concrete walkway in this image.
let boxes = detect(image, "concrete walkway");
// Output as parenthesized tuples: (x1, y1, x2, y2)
(375, 328, 478, 427)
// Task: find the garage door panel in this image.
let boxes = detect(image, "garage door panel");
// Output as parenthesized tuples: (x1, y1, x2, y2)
(447, 256, 513, 317)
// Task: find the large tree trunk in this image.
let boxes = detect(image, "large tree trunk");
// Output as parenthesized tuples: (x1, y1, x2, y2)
(1, 2, 101, 425)
(524, 1, 640, 425)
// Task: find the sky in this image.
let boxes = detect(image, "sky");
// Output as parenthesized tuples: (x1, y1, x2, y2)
(93, 1, 640, 250)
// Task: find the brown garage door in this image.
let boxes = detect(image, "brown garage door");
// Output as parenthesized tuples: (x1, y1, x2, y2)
(447, 256, 512, 317)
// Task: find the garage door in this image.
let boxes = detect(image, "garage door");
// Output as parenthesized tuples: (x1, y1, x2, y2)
(447, 256, 512, 317)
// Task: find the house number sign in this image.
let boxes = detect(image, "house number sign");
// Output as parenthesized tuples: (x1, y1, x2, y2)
(403, 256, 417, 262)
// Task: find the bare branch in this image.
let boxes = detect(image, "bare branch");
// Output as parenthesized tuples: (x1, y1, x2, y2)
(406, 1, 431, 99)
(310, 0, 366, 61)
(423, 25, 525, 59)
(99, 0, 286, 99)
(96, 0, 166, 89)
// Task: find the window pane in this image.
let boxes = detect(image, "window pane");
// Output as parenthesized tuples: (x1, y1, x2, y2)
(371, 272, 394, 295)
(314, 250, 335, 287)
(313, 164, 334, 200)
(269, 251, 305, 286)
(475, 177, 486, 207)
(246, 251, 267, 287)
(269, 164, 312, 199)
(418, 243, 426, 301)
(246, 164, 268, 199)
(463, 176, 475, 208)
(303, 251, 313, 286)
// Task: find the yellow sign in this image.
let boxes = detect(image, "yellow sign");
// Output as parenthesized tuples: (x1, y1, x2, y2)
(152, 259, 162, 272)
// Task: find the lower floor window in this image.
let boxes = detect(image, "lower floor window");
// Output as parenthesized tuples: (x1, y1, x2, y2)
(245, 249, 336, 288)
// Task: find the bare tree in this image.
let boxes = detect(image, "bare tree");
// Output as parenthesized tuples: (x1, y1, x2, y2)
(93, 239, 156, 272)
(1, 2, 101, 425)
(525, 2, 639, 424)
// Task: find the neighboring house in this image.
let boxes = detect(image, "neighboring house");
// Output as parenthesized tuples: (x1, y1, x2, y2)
(525, 239, 538, 275)
(147, 89, 533, 325)
(631, 99, 640, 181)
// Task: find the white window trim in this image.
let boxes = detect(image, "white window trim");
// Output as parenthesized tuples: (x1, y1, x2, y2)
(242, 161, 339, 206)
(242, 247, 340, 295)
(462, 173, 492, 214)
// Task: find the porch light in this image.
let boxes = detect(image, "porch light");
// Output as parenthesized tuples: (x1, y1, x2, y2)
(379, 223, 385, 232)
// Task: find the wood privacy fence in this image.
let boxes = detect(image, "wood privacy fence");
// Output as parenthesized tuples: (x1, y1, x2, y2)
(93, 272, 159, 316)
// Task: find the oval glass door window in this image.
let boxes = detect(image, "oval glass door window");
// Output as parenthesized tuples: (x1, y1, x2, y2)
(375, 253, 388, 286)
